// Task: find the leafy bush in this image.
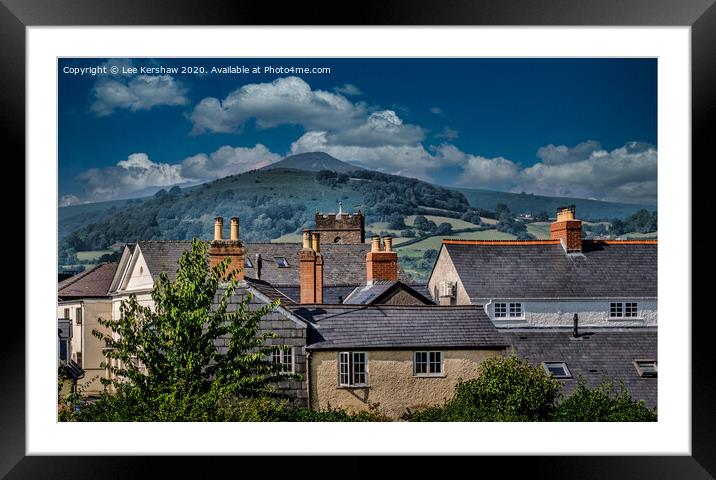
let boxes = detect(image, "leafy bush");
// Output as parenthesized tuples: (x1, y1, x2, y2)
(405, 355, 561, 421)
(553, 378, 657, 422)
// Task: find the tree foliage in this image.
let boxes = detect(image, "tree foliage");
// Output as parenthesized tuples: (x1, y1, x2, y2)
(404, 355, 657, 422)
(553, 378, 657, 421)
(61, 239, 297, 421)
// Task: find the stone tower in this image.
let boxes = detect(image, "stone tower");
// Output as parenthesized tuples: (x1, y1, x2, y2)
(314, 202, 365, 244)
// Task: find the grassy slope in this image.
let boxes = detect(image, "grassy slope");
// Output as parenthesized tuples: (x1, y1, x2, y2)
(455, 187, 654, 221)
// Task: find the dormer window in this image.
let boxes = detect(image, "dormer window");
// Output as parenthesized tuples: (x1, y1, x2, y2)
(274, 257, 290, 268)
(634, 360, 657, 378)
(610, 302, 639, 319)
(494, 302, 523, 319)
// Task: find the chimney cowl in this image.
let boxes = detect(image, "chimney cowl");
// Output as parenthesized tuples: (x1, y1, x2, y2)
(230, 217, 240, 241)
(214, 217, 224, 240)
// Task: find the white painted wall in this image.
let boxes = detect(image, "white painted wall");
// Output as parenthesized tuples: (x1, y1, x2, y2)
(479, 298, 657, 327)
(124, 251, 154, 291)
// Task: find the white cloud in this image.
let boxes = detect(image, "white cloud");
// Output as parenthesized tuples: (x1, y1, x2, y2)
(78, 153, 186, 200)
(190, 76, 364, 134)
(59, 194, 82, 207)
(77, 145, 282, 201)
(326, 110, 425, 147)
(181, 144, 281, 179)
(536, 140, 602, 165)
(520, 141, 657, 203)
(333, 84, 362, 96)
(434, 126, 459, 140)
(91, 75, 188, 116)
(429, 107, 444, 115)
(290, 131, 437, 180)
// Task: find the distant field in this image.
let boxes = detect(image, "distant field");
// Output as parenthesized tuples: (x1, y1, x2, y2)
(623, 231, 658, 239)
(405, 215, 479, 230)
(480, 217, 498, 225)
(270, 233, 304, 243)
(396, 229, 517, 255)
(526, 222, 551, 239)
(76, 250, 113, 261)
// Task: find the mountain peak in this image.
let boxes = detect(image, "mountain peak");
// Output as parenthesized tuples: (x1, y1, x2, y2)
(262, 152, 364, 174)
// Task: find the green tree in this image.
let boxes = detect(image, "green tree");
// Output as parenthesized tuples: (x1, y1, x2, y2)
(63, 238, 297, 421)
(553, 378, 657, 421)
(406, 354, 562, 421)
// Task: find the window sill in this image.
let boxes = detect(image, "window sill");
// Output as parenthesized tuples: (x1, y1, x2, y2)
(608, 317, 645, 321)
(413, 374, 446, 378)
(337, 385, 370, 389)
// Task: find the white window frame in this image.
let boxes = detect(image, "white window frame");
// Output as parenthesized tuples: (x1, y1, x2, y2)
(338, 351, 368, 387)
(610, 302, 639, 319)
(542, 361, 572, 379)
(270, 347, 294, 373)
(413, 351, 444, 377)
(75, 306, 83, 326)
(494, 302, 524, 319)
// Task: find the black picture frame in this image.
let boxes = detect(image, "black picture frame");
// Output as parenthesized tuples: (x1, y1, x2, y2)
(4, 0, 711, 476)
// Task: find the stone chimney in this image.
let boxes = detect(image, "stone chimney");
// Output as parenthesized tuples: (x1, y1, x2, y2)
(366, 235, 398, 284)
(209, 216, 246, 280)
(300, 231, 324, 304)
(550, 205, 582, 252)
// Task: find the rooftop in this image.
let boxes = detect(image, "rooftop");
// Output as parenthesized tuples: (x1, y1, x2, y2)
(501, 327, 657, 408)
(58, 262, 118, 299)
(291, 304, 507, 350)
(440, 239, 657, 299)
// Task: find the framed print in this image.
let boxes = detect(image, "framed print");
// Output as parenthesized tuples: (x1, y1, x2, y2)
(4, 0, 713, 476)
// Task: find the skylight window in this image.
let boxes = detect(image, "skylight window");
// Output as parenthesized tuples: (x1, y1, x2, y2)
(634, 360, 657, 378)
(542, 362, 572, 379)
(274, 257, 290, 268)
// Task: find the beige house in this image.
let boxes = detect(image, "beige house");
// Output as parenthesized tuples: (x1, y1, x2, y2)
(57, 262, 118, 396)
(427, 206, 657, 329)
(292, 304, 507, 418)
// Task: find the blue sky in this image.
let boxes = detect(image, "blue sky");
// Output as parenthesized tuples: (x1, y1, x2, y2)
(58, 58, 657, 205)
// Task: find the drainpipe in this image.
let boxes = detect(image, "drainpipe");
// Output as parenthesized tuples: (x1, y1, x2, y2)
(305, 350, 312, 411)
(484, 299, 493, 319)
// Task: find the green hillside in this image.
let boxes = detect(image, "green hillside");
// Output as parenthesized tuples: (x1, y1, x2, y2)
(454, 187, 654, 221)
(61, 168, 469, 252)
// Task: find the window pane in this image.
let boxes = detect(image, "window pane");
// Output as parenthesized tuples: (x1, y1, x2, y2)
(625, 302, 638, 317)
(509, 303, 522, 317)
(494, 303, 506, 318)
(414, 352, 427, 374)
(610, 303, 623, 317)
(339, 352, 349, 385)
(353, 353, 366, 385)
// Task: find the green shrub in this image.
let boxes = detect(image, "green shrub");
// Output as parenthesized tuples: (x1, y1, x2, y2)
(405, 354, 561, 421)
(553, 378, 657, 422)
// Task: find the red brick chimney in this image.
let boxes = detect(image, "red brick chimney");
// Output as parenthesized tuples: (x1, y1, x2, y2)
(550, 206, 582, 252)
(366, 235, 398, 284)
(209, 216, 246, 280)
(300, 231, 324, 304)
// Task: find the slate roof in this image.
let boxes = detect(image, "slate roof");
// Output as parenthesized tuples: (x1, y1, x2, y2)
(275, 285, 358, 304)
(136, 240, 409, 286)
(442, 240, 657, 299)
(58, 262, 118, 299)
(244, 277, 296, 306)
(342, 280, 434, 305)
(291, 305, 508, 350)
(502, 327, 657, 408)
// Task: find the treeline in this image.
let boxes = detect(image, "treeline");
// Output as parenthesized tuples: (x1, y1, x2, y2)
(317, 169, 470, 220)
(610, 209, 657, 236)
(63, 184, 310, 251)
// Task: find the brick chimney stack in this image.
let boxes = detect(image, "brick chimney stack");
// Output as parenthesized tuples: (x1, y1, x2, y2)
(550, 205, 582, 252)
(300, 230, 324, 304)
(209, 216, 246, 280)
(366, 235, 398, 284)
